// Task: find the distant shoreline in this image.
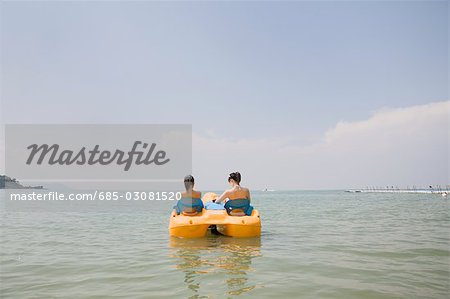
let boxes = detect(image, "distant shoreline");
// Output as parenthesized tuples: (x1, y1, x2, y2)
(0, 175, 44, 190)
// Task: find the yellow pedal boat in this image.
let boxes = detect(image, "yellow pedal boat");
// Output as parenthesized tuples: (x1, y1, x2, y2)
(169, 192, 261, 238)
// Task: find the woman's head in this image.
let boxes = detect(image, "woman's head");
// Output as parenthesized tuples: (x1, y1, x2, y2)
(184, 175, 195, 190)
(228, 172, 241, 185)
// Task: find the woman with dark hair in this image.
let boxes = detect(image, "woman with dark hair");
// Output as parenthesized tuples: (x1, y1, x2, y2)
(215, 172, 251, 204)
(175, 175, 203, 216)
(181, 175, 201, 200)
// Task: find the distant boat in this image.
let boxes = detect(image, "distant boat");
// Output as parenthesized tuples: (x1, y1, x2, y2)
(262, 188, 275, 192)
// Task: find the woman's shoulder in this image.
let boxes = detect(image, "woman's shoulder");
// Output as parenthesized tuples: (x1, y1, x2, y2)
(240, 186, 250, 193)
(180, 190, 202, 198)
(229, 186, 249, 196)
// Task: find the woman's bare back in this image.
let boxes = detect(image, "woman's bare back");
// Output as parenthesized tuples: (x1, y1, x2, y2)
(226, 186, 250, 200)
(181, 190, 202, 199)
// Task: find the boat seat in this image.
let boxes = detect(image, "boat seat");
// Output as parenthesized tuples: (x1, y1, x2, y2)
(204, 202, 225, 210)
(174, 198, 204, 215)
(224, 199, 253, 216)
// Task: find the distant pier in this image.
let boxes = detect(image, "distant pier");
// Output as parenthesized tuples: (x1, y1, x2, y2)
(345, 185, 449, 196)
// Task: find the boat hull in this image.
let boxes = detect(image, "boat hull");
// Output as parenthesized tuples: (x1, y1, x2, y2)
(169, 209, 261, 238)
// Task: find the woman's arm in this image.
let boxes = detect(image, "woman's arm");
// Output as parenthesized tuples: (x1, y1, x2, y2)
(215, 190, 229, 204)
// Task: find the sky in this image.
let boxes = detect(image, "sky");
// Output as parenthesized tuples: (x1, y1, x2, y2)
(0, 1, 448, 189)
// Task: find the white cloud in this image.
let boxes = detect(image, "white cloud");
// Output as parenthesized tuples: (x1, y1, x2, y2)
(0, 102, 447, 190)
(193, 101, 449, 190)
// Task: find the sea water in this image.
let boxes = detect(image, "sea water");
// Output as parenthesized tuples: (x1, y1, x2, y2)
(1, 191, 449, 298)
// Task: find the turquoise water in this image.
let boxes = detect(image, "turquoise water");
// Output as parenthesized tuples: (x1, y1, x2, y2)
(1, 191, 449, 298)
